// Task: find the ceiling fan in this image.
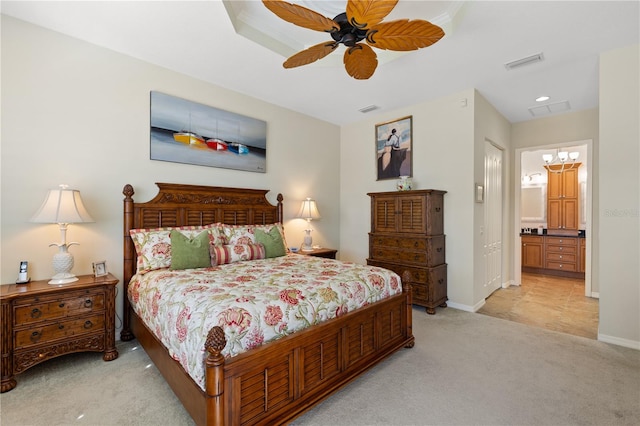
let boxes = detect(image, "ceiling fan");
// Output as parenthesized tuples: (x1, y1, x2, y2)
(262, 0, 445, 80)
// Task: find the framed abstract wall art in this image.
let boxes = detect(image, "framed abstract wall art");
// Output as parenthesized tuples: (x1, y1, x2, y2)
(375, 115, 412, 180)
(150, 91, 267, 172)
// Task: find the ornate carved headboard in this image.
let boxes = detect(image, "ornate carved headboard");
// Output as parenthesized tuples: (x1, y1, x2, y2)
(121, 183, 283, 339)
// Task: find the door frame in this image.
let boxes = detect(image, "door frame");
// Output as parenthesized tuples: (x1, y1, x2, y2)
(514, 139, 594, 297)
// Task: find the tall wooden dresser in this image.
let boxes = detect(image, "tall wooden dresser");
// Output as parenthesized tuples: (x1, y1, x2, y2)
(366, 190, 447, 314)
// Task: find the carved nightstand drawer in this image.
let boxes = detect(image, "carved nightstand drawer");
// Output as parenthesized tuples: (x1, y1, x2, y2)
(15, 314, 105, 350)
(14, 290, 105, 326)
(1, 274, 119, 393)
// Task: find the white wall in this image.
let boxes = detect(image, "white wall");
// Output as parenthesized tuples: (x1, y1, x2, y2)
(598, 44, 640, 348)
(1, 16, 341, 334)
(340, 89, 482, 309)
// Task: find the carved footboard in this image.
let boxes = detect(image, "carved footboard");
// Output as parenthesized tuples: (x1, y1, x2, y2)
(202, 272, 413, 425)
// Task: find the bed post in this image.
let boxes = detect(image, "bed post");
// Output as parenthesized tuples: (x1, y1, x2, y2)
(205, 326, 227, 426)
(402, 271, 415, 348)
(121, 184, 135, 341)
(277, 193, 283, 223)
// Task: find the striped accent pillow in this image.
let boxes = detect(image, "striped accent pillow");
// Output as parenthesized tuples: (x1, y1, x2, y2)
(210, 243, 266, 265)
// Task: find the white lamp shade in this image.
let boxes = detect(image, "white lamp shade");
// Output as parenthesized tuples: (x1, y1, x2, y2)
(31, 185, 94, 224)
(296, 198, 321, 220)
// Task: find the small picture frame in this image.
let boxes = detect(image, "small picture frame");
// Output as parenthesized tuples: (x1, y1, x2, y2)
(93, 260, 108, 277)
(475, 183, 484, 203)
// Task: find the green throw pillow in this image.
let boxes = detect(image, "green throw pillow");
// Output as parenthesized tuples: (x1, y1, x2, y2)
(170, 230, 211, 270)
(254, 227, 286, 258)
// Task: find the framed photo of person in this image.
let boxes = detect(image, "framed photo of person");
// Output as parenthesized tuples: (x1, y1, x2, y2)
(375, 116, 412, 180)
(92, 260, 108, 277)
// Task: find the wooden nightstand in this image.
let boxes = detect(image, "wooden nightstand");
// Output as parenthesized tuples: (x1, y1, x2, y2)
(1, 273, 119, 392)
(299, 247, 338, 259)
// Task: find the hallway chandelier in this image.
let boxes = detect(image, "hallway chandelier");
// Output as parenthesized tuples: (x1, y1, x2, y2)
(542, 149, 579, 173)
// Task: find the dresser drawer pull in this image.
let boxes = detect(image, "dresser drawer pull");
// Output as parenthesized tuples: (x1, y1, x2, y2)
(58, 302, 65, 308)
(414, 241, 419, 248)
(58, 324, 64, 330)
(83, 320, 93, 329)
(30, 308, 42, 319)
(438, 278, 444, 284)
(84, 299, 93, 308)
(30, 331, 42, 343)
(437, 247, 443, 252)
(414, 255, 420, 261)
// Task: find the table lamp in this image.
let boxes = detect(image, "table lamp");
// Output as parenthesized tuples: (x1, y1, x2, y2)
(31, 184, 94, 284)
(296, 197, 321, 251)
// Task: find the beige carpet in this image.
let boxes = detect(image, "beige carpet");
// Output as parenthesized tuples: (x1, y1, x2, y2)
(2, 307, 639, 425)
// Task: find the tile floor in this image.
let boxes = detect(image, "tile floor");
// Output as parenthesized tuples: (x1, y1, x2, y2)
(477, 272, 599, 339)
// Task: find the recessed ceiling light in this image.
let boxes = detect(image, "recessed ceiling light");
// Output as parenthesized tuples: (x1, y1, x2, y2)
(536, 96, 550, 102)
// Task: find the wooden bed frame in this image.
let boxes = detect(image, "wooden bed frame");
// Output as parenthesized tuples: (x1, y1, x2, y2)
(121, 183, 414, 425)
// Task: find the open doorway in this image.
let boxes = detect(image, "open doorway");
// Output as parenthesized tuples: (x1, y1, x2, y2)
(479, 139, 597, 339)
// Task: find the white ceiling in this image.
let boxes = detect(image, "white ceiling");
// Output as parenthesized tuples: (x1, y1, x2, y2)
(2, 1, 638, 126)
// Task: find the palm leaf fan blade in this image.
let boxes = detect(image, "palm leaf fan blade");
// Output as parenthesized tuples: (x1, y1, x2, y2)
(344, 43, 378, 80)
(346, 0, 398, 29)
(262, 0, 339, 32)
(367, 20, 445, 51)
(283, 42, 339, 68)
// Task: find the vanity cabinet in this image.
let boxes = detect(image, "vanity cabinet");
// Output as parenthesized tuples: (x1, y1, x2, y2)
(545, 236, 578, 272)
(367, 190, 447, 314)
(545, 164, 581, 234)
(521, 235, 544, 268)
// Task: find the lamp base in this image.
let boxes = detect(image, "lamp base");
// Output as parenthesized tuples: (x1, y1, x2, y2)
(48, 272, 78, 285)
(301, 229, 313, 251)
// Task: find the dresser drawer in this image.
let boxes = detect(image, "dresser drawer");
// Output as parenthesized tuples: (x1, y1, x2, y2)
(545, 244, 577, 255)
(14, 314, 105, 350)
(14, 290, 105, 326)
(545, 261, 577, 272)
(369, 235, 445, 266)
(545, 237, 577, 246)
(546, 252, 576, 263)
(366, 260, 447, 305)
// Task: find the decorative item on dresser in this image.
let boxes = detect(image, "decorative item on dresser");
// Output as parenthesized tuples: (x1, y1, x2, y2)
(367, 189, 447, 314)
(1, 273, 119, 392)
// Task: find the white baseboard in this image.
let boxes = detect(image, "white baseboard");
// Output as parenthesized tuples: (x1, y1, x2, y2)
(447, 300, 485, 313)
(598, 333, 640, 350)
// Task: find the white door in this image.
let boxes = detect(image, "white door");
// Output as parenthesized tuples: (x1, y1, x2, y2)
(484, 141, 503, 297)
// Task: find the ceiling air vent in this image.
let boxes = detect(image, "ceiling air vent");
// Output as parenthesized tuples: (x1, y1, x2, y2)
(528, 100, 571, 117)
(359, 105, 380, 113)
(504, 53, 544, 70)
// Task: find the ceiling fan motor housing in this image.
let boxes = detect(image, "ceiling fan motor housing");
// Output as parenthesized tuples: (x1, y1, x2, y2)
(331, 13, 367, 46)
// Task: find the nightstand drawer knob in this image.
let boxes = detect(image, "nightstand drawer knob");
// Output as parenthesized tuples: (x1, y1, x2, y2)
(437, 247, 443, 252)
(58, 324, 64, 330)
(84, 299, 93, 308)
(30, 331, 42, 342)
(30, 308, 42, 319)
(83, 320, 93, 329)
(59, 303, 65, 308)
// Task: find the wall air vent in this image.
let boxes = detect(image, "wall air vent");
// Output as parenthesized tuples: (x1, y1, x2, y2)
(359, 105, 380, 113)
(504, 53, 544, 70)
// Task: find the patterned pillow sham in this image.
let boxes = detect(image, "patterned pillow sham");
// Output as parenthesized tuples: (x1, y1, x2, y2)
(221, 223, 289, 250)
(210, 243, 266, 265)
(130, 223, 225, 273)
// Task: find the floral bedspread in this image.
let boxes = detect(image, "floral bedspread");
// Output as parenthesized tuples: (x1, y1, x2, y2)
(128, 254, 402, 390)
